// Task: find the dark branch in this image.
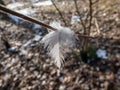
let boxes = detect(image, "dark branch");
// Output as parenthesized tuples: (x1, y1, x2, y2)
(73, 0, 86, 33)
(88, 0, 93, 35)
(51, 0, 67, 26)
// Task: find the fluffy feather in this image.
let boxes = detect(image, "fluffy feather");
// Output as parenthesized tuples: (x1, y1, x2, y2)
(41, 22, 76, 68)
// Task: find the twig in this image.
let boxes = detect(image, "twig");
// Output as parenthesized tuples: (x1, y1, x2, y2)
(73, 0, 86, 33)
(94, 18, 100, 34)
(85, 0, 99, 26)
(82, 0, 93, 51)
(51, 0, 67, 26)
(77, 34, 94, 38)
(88, 0, 93, 35)
(0, 4, 57, 30)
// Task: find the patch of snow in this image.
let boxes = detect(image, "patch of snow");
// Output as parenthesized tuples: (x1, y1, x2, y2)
(96, 49, 108, 59)
(38, 32, 42, 36)
(8, 47, 16, 52)
(18, 8, 36, 16)
(71, 15, 80, 25)
(33, 24, 41, 30)
(30, 43, 39, 47)
(8, 15, 19, 24)
(33, 35, 42, 41)
(33, 1, 52, 7)
(7, 2, 24, 9)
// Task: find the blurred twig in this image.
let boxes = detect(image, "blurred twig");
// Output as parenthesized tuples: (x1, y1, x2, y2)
(51, 0, 67, 26)
(83, 0, 93, 51)
(94, 18, 100, 34)
(88, 0, 93, 35)
(73, 0, 86, 33)
(0, 4, 57, 30)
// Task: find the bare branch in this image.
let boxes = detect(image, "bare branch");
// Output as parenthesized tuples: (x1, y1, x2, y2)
(88, 0, 93, 35)
(0, 4, 57, 30)
(73, 0, 86, 33)
(51, 0, 67, 26)
(82, 0, 93, 51)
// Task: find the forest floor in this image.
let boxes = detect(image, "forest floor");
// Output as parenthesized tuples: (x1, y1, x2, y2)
(0, 0, 120, 90)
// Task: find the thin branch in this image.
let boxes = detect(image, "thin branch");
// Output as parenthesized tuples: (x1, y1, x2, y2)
(85, 0, 99, 24)
(51, 0, 67, 26)
(0, 4, 92, 38)
(88, 0, 93, 35)
(94, 18, 100, 34)
(73, 0, 86, 33)
(0, 4, 57, 30)
(77, 34, 94, 38)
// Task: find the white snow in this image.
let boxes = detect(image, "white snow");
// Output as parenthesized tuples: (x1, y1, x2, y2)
(33, 1, 52, 7)
(18, 8, 36, 16)
(8, 15, 19, 24)
(33, 24, 41, 30)
(33, 35, 42, 41)
(8, 8, 36, 24)
(71, 15, 80, 25)
(8, 47, 16, 52)
(96, 49, 108, 59)
(7, 2, 24, 9)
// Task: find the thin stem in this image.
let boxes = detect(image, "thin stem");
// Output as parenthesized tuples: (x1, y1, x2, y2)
(51, 0, 67, 26)
(82, 0, 93, 51)
(0, 4, 57, 30)
(73, 0, 86, 32)
(88, 0, 93, 35)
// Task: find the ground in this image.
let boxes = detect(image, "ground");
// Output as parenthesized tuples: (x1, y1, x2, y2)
(0, 0, 120, 90)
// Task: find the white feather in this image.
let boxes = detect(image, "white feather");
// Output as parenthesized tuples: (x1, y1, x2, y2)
(41, 22, 76, 68)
